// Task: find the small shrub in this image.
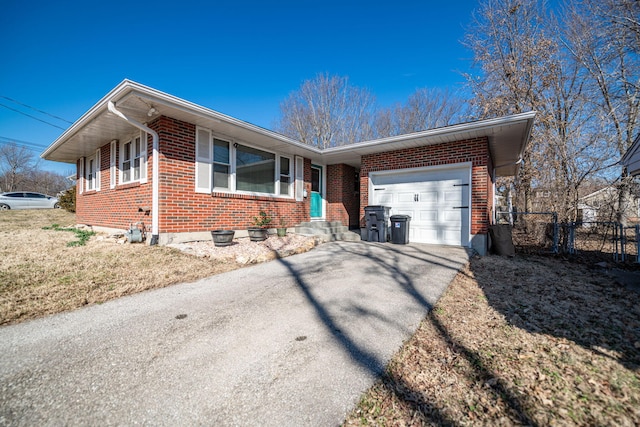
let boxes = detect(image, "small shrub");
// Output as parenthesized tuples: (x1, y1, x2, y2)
(58, 187, 76, 212)
(252, 210, 273, 228)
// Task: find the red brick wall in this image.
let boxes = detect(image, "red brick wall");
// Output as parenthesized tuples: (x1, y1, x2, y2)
(359, 137, 491, 234)
(75, 117, 492, 238)
(76, 140, 153, 230)
(326, 164, 360, 228)
(76, 116, 311, 234)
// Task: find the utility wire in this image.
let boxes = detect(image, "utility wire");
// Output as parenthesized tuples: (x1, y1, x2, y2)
(0, 95, 73, 124)
(0, 102, 66, 130)
(0, 135, 49, 150)
(0, 136, 51, 156)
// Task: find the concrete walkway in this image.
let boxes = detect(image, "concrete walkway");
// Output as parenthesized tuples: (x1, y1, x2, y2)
(0, 241, 469, 426)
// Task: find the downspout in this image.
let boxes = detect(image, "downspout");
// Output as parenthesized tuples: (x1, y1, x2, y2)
(108, 101, 160, 245)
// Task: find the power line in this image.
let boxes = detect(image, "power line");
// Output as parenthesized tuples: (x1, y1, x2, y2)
(0, 135, 48, 149)
(0, 136, 49, 155)
(0, 95, 73, 124)
(0, 102, 67, 130)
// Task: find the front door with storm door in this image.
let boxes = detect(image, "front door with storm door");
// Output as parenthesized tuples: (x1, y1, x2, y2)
(310, 165, 323, 218)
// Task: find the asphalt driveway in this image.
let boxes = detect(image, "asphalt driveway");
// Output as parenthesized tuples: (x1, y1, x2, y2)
(0, 241, 469, 426)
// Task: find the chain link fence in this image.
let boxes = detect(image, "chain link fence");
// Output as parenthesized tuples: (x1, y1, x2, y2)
(496, 211, 558, 254)
(495, 212, 640, 263)
(568, 222, 639, 263)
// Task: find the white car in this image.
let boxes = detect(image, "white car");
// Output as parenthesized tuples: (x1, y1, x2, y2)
(0, 192, 60, 210)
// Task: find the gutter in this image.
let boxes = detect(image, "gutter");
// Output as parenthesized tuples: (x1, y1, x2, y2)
(107, 101, 160, 245)
(493, 156, 524, 170)
(323, 111, 538, 154)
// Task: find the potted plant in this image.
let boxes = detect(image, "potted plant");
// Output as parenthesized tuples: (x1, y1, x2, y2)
(277, 218, 287, 237)
(247, 210, 272, 242)
(211, 229, 235, 247)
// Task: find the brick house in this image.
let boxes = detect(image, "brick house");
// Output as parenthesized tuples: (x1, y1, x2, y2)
(42, 80, 535, 254)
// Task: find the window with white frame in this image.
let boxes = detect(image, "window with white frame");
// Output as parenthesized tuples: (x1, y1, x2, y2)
(110, 140, 117, 189)
(213, 138, 230, 189)
(236, 144, 275, 193)
(279, 156, 292, 196)
(196, 128, 212, 192)
(195, 127, 294, 196)
(119, 132, 147, 184)
(85, 149, 100, 191)
(295, 156, 304, 201)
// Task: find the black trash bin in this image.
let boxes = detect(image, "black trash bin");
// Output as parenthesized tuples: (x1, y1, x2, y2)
(364, 205, 391, 242)
(390, 215, 411, 244)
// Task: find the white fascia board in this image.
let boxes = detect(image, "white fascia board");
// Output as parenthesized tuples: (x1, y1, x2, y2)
(118, 83, 323, 156)
(323, 111, 537, 155)
(517, 110, 536, 160)
(41, 79, 135, 159)
(42, 79, 323, 160)
(42, 79, 536, 172)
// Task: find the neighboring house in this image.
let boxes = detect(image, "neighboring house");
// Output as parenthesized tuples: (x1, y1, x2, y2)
(621, 133, 640, 176)
(41, 80, 535, 255)
(531, 187, 554, 212)
(578, 185, 640, 225)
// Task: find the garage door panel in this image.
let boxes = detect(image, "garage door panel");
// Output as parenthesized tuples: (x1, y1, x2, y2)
(394, 207, 438, 222)
(392, 208, 416, 218)
(397, 192, 417, 203)
(375, 192, 394, 205)
(412, 227, 438, 243)
(443, 190, 462, 203)
(442, 209, 462, 222)
(442, 229, 462, 245)
(418, 191, 438, 203)
(370, 166, 470, 246)
(419, 210, 437, 222)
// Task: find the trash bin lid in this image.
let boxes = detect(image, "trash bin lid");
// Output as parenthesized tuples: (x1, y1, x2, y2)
(390, 215, 411, 221)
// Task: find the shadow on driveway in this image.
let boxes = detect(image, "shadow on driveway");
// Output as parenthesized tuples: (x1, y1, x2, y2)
(278, 241, 471, 424)
(0, 240, 473, 426)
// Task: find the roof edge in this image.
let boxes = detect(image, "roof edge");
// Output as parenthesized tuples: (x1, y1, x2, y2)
(323, 111, 537, 154)
(42, 80, 536, 174)
(621, 133, 640, 166)
(42, 79, 323, 160)
(41, 79, 136, 159)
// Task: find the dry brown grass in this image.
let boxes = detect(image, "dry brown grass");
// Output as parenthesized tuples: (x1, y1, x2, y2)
(4, 210, 640, 424)
(0, 210, 239, 325)
(345, 255, 640, 426)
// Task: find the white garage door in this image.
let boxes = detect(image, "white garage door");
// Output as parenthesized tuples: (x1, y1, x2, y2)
(370, 166, 470, 246)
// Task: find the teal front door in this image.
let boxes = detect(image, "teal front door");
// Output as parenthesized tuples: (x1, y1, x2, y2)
(311, 165, 322, 218)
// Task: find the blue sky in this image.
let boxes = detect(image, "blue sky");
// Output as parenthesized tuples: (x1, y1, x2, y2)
(1, 0, 481, 175)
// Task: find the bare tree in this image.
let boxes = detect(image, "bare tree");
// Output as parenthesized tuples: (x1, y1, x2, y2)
(374, 88, 468, 137)
(0, 143, 36, 192)
(463, 0, 557, 215)
(561, 0, 640, 225)
(461, 0, 639, 254)
(0, 142, 72, 194)
(275, 73, 377, 148)
(534, 17, 615, 225)
(24, 170, 73, 195)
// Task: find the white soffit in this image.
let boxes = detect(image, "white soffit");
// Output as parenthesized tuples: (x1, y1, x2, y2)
(322, 112, 535, 175)
(42, 80, 535, 177)
(42, 80, 323, 164)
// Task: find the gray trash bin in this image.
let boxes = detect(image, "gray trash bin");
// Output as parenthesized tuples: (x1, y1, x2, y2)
(364, 205, 391, 242)
(390, 215, 411, 244)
